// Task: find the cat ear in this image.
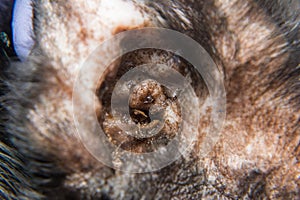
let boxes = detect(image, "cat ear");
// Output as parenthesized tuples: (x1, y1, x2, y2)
(12, 0, 34, 61)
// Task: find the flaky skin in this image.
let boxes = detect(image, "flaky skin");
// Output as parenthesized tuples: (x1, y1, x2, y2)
(0, 0, 299, 199)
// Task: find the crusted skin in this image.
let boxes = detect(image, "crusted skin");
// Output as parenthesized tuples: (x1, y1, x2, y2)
(0, 0, 299, 199)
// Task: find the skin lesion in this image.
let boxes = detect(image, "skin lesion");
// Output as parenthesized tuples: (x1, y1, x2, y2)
(103, 78, 182, 153)
(1, 0, 299, 199)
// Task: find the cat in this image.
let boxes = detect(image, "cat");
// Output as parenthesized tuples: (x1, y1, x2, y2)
(0, 0, 299, 199)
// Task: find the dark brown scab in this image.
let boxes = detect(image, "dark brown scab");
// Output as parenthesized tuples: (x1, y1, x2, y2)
(103, 79, 181, 153)
(129, 80, 165, 110)
(97, 49, 208, 153)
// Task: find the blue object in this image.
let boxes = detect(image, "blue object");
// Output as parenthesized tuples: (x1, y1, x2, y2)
(12, 0, 34, 61)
